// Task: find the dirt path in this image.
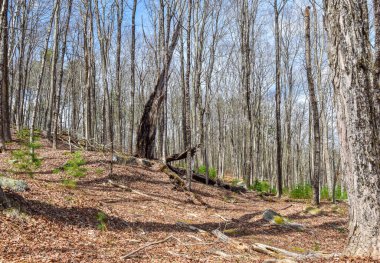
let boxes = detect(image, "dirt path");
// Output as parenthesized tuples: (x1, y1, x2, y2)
(0, 138, 349, 262)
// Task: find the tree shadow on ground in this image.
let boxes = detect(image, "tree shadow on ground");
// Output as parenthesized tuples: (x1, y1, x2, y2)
(2, 192, 306, 239)
(6, 192, 129, 230)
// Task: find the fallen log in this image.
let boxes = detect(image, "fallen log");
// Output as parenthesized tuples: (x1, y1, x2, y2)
(167, 164, 246, 193)
(114, 153, 245, 194)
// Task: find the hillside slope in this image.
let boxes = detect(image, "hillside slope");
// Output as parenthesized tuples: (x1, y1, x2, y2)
(0, 137, 349, 262)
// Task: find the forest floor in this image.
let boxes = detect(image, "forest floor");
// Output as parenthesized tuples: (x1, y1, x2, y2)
(0, 135, 362, 263)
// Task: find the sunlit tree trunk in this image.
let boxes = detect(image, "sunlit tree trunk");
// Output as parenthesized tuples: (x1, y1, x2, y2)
(324, 0, 380, 258)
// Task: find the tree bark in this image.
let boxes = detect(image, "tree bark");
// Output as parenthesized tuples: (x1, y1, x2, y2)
(52, 0, 73, 149)
(304, 6, 320, 206)
(324, 0, 380, 258)
(129, 0, 137, 154)
(0, 0, 11, 143)
(135, 19, 182, 159)
(115, 0, 124, 151)
(185, 0, 193, 190)
(47, 0, 61, 139)
(274, 0, 283, 197)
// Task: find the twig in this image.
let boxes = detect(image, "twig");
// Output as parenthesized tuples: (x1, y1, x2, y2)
(120, 235, 174, 260)
(176, 221, 207, 233)
(278, 204, 293, 211)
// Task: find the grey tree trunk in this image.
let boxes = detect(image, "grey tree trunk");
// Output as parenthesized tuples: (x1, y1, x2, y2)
(274, 0, 283, 197)
(129, 0, 137, 154)
(47, 0, 61, 139)
(324, 0, 380, 258)
(115, 0, 124, 151)
(52, 0, 73, 149)
(185, 0, 193, 190)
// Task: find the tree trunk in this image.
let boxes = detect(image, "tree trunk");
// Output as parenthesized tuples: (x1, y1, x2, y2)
(47, 0, 60, 139)
(304, 6, 320, 206)
(115, 0, 124, 151)
(52, 0, 72, 149)
(185, 0, 193, 190)
(0, 0, 11, 143)
(135, 19, 182, 159)
(129, 0, 137, 154)
(274, 0, 282, 197)
(324, 0, 380, 258)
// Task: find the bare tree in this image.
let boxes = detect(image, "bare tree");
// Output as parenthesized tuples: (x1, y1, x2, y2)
(129, 0, 137, 153)
(135, 11, 183, 159)
(47, 0, 61, 139)
(184, 0, 193, 190)
(0, 0, 11, 144)
(274, 0, 287, 197)
(115, 0, 124, 150)
(304, 6, 320, 206)
(52, 0, 73, 149)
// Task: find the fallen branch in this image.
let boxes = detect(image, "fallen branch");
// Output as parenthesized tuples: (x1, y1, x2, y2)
(251, 243, 300, 258)
(211, 229, 230, 243)
(278, 204, 293, 211)
(176, 221, 207, 234)
(165, 145, 200, 163)
(120, 235, 174, 260)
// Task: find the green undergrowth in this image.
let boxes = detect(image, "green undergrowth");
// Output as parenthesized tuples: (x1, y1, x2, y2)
(234, 177, 348, 201)
(196, 165, 217, 180)
(9, 129, 42, 176)
(61, 151, 87, 188)
(248, 180, 277, 194)
(287, 184, 348, 201)
(96, 211, 108, 231)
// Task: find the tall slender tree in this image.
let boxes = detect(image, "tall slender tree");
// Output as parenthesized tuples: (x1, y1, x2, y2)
(0, 0, 11, 144)
(129, 0, 137, 154)
(273, 0, 287, 197)
(304, 6, 320, 206)
(185, 0, 193, 190)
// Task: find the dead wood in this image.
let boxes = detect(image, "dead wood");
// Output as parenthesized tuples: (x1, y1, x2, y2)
(120, 235, 174, 260)
(165, 145, 200, 163)
(211, 229, 230, 243)
(176, 221, 207, 233)
(167, 164, 246, 193)
(251, 243, 338, 261)
(113, 154, 208, 206)
(251, 243, 301, 258)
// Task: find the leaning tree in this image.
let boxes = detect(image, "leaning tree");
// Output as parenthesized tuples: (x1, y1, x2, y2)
(135, 9, 183, 159)
(324, 0, 380, 258)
